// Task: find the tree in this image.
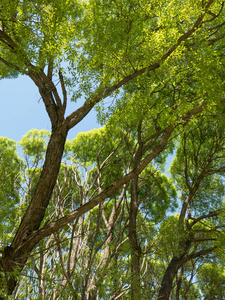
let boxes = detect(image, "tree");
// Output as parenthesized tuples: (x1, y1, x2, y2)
(0, 0, 225, 297)
(157, 115, 225, 300)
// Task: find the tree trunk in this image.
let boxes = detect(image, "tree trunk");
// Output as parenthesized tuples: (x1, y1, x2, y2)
(157, 256, 183, 300)
(129, 176, 142, 300)
(0, 124, 68, 296)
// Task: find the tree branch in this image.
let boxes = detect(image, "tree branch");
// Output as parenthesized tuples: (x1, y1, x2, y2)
(59, 69, 67, 114)
(181, 246, 216, 265)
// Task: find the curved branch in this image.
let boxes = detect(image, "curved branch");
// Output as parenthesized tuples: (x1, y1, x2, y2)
(66, 3, 215, 131)
(66, 63, 160, 130)
(14, 124, 175, 257)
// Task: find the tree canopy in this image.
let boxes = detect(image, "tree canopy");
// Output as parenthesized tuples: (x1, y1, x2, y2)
(0, 0, 225, 299)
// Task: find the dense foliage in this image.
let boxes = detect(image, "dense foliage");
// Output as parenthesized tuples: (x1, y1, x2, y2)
(0, 0, 225, 299)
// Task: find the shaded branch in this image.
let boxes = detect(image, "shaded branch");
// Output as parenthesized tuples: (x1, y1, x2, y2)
(181, 246, 216, 265)
(208, 32, 225, 45)
(59, 69, 67, 113)
(189, 208, 225, 228)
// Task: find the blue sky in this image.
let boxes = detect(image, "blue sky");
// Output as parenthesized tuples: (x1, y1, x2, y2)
(0, 75, 99, 141)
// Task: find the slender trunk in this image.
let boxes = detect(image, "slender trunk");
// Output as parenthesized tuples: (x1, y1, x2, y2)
(111, 254, 119, 299)
(129, 176, 141, 300)
(175, 266, 184, 300)
(128, 123, 143, 300)
(0, 124, 68, 297)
